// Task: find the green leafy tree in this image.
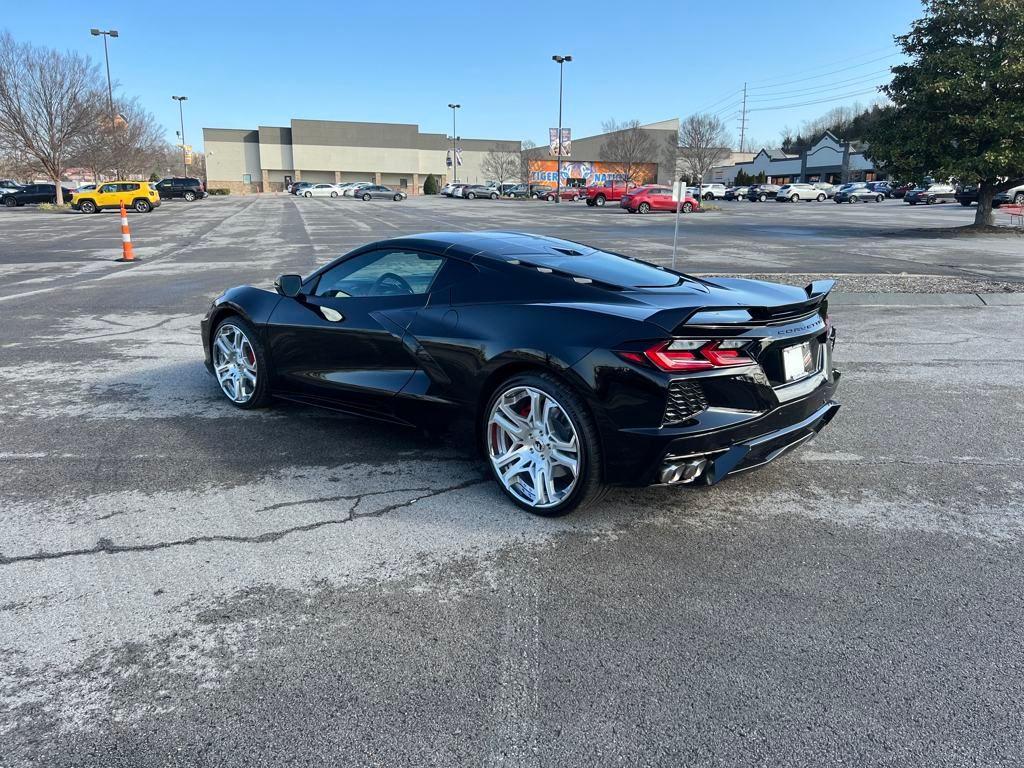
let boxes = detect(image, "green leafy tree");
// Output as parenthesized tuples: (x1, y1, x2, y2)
(423, 173, 438, 195)
(864, 0, 1024, 226)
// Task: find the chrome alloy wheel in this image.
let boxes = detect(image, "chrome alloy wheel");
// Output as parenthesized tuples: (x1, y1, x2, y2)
(213, 324, 257, 404)
(487, 385, 580, 509)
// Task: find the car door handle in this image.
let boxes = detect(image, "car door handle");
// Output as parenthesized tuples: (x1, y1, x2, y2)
(320, 306, 344, 322)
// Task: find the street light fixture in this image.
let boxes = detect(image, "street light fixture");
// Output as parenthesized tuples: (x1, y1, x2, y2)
(551, 55, 572, 203)
(172, 96, 189, 176)
(447, 104, 460, 183)
(90, 29, 118, 133)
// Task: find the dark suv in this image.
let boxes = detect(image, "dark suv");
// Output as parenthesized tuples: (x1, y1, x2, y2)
(746, 184, 780, 202)
(1, 183, 76, 207)
(155, 177, 206, 201)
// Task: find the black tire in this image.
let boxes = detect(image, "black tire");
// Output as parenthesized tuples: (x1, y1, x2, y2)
(330, 191, 338, 198)
(362, 193, 371, 201)
(572, 194, 580, 201)
(682, 201, 693, 213)
(909, 201, 917, 206)
(467, 192, 476, 199)
(482, 372, 607, 516)
(133, 199, 152, 213)
(394, 194, 402, 201)
(638, 202, 651, 214)
(2, 196, 16, 208)
(959, 200, 972, 207)
(546, 194, 555, 202)
(758, 194, 767, 202)
(595, 195, 606, 207)
(212, 315, 272, 409)
(304, 191, 312, 198)
(586, 199, 595, 207)
(183, 190, 197, 202)
(816, 193, 825, 202)
(1015, 193, 1024, 205)
(925, 197, 932, 205)
(876, 194, 884, 203)
(703, 193, 713, 201)
(80, 200, 97, 214)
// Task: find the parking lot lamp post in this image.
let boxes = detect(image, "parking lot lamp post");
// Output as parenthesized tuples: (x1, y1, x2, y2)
(90, 28, 118, 180)
(172, 96, 189, 176)
(448, 104, 460, 183)
(552, 55, 571, 203)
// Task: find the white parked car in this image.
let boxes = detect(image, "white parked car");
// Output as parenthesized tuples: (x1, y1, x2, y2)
(300, 183, 343, 198)
(775, 183, 828, 202)
(342, 182, 373, 197)
(694, 183, 727, 200)
(440, 181, 464, 197)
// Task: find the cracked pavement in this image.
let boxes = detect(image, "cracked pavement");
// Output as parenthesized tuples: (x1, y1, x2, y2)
(1, 196, 1022, 767)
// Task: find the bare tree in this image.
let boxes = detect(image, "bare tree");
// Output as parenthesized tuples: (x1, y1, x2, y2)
(0, 32, 102, 204)
(599, 119, 656, 187)
(72, 97, 168, 182)
(480, 148, 520, 188)
(520, 139, 537, 184)
(675, 114, 732, 198)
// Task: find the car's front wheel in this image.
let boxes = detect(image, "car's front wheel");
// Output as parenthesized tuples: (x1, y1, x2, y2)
(876, 194, 884, 202)
(331, 191, 338, 198)
(816, 193, 826, 202)
(484, 373, 605, 516)
(2, 197, 16, 208)
(80, 200, 97, 214)
(638, 202, 651, 213)
(682, 201, 693, 213)
(759, 194, 767, 202)
(467, 192, 476, 199)
(212, 317, 270, 409)
(490, 193, 498, 199)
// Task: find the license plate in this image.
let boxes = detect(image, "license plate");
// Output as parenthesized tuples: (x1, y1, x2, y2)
(783, 341, 814, 381)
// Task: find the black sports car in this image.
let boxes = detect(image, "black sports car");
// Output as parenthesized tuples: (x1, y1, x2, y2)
(201, 232, 840, 515)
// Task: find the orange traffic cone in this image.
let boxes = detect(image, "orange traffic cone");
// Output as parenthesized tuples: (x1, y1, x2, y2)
(115, 202, 139, 262)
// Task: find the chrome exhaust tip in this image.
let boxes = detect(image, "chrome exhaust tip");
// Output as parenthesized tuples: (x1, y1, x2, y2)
(658, 457, 708, 484)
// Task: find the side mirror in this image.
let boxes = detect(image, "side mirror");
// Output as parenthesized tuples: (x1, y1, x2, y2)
(275, 274, 303, 298)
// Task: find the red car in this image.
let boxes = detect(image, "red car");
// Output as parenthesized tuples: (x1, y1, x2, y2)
(539, 186, 583, 202)
(620, 185, 699, 214)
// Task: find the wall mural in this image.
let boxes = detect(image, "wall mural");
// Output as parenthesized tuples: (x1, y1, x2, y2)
(528, 160, 657, 186)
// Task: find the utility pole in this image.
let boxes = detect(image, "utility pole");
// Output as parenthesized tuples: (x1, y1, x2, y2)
(172, 96, 188, 176)
(739, 82, 748, 153)
(552, 54, 572, 203)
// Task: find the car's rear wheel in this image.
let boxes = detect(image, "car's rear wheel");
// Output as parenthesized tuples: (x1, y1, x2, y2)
(572, 194, 580, 201)
(331, 191, 338, 198)
(682, 201, 693, 213)
(850, 195, 859, 203)
(80, 200, 97, 214)
(467, 192, 476, 199)
(638, 202, 651, 213)
(491, 193, 498, 199)
(212, 317, 270, 409)
(134, 199, 152, 213)
(484, 374, 605, 516)
(816, 193, 825, 202)
(876, 194, 884, 202)
(759, 194, 767, 202)
(595, 195, 606, 206)
(703, 193, 713, 201)
(183, 191, 197, 202)
(362, 193, 371, 201)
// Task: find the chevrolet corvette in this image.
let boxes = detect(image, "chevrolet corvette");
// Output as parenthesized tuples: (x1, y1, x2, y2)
(201, 232, 840, 515)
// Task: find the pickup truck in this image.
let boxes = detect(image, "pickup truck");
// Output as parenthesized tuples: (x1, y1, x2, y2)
(584, 181, 637, 207)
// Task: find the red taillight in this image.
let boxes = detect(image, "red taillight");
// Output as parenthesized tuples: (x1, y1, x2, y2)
(619, 339, 755, 372)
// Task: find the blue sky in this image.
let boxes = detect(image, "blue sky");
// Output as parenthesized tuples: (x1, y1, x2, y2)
(5, 1, 922, 151)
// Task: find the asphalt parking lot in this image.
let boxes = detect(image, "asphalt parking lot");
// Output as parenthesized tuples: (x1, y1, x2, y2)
(2, 195, 1023, 766)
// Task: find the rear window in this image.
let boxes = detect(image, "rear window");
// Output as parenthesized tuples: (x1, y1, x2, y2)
(511, 248, 685, 289)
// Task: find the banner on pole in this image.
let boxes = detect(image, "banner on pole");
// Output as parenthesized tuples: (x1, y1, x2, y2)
(548, 128, 571, 157)
(455, 148, 463, 166)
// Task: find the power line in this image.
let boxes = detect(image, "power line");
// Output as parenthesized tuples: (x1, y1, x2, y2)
(748, 71, 891, 100)
(747, 47, 900, 87)
(691, 88, 744, 114)
(748, 88, 883, 112)
(747, 53, 901, 92)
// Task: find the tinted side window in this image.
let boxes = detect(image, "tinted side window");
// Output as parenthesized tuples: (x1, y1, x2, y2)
(315, 250, 444, 298)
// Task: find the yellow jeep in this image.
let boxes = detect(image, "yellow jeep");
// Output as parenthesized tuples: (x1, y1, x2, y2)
(72, 181, 161, 213)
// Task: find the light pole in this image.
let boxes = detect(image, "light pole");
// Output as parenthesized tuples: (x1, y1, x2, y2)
(551, 55, 572, 203)
(447, 103, 460, 183)
(172, 96, 189, 176)
(90, 29, 118, 129)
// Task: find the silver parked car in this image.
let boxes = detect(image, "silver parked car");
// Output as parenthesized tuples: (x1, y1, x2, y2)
(357, 185, 407, 201)
(775, 183, 828, 202)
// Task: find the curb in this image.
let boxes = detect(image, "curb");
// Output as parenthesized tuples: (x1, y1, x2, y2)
(830, 293, 1024, 307)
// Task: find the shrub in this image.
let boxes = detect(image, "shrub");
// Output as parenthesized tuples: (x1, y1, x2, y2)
(36, 203, 71, 212)
(423, 174, 438, 195)
(207, 188, 231, 196)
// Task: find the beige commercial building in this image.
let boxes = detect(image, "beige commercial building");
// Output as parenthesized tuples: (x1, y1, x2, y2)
(204, 119, 520, 195)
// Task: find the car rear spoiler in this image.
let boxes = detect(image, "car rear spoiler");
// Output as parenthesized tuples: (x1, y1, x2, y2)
(653, 279, 836, 332)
